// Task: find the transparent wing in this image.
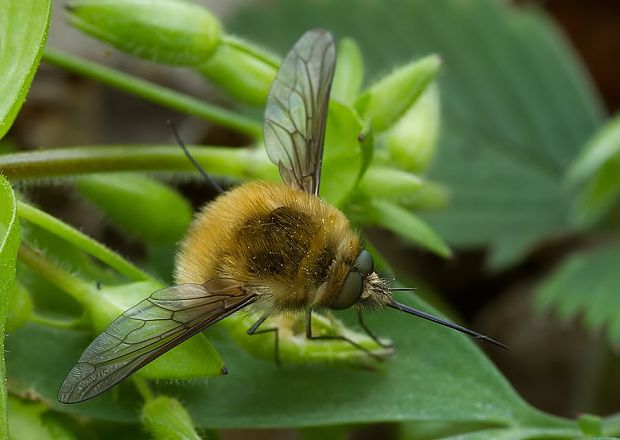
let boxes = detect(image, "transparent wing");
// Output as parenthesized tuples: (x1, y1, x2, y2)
(264, 29, 336, 195)
(58, 279, 257, 403)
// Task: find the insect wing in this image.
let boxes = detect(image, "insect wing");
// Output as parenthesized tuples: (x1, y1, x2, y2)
(58, 280, 257, 403)
(264, 29, 336, 195)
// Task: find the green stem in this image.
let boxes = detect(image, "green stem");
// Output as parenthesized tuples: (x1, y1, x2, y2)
(30, 313, 85, 329)
(17, 242, 92, 304)
(220, 34, 279, 68)
(0, 145, 274, 180)
(43, 49, 263, 139)
(133, 377, 155, 402)
(17, 201, 149, 281)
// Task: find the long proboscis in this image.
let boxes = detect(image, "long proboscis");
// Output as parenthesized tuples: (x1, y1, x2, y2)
(388, 300, 509, 350)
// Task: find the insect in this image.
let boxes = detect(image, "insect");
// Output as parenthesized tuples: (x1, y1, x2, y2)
(58, 29, 506, 404)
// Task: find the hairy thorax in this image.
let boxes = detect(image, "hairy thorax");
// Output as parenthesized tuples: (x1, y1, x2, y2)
(175, 181, 361, 311)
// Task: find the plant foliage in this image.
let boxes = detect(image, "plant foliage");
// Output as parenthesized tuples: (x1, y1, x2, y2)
(0, 0, 618, 439)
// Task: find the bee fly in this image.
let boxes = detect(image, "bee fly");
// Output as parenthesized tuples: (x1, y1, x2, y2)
(58, 29, 506, 404)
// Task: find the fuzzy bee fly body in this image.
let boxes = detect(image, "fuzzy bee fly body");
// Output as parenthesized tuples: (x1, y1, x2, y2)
(58, 29, 506, 405)
(175, 181, 391, 313)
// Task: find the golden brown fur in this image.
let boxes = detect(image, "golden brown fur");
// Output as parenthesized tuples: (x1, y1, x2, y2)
(175, 181, 362, 312)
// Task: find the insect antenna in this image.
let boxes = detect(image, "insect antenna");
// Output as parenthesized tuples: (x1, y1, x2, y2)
(168, 119, 223, 194)
(388, 300, 508, 350)
(390, 287, 418, 292)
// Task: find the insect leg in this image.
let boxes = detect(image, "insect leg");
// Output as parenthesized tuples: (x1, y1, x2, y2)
(247, 314, 281, 366)
(305, 309, 384, 362)
(357, 309, 393, 349)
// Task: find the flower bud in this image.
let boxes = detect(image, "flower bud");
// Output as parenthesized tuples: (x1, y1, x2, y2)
(198, 38, 277, 106)
(364, 199, 451, 258)
(356, 54, 441, 132)
(141, 396, 201, 440)
(66, 0, 221, 66)
(381, 84, 440, 173)
(85, 281, 226, 379)
(358, 165, 424, 197)
(76, 174, 192, 245)
(221, 311, 392, 368)
(331, 37, 364, 105)
(357, 165, 448, 211)
(357, 165, 448, 210)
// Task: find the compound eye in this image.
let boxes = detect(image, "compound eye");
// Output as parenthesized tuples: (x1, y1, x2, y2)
(355, 250, 374, 276)
(330, 271, 363, 310)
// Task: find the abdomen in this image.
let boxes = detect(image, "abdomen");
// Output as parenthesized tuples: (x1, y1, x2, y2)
(174, 181, 357, 309)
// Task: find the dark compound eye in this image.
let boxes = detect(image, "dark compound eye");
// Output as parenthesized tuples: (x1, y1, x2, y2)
(329, 251, 374, 310)
(355, 250, 374, 276)
(330, 271, 363, 310)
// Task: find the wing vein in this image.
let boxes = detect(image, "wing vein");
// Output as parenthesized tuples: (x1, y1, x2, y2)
(263, 29, 336, 195)
(59, 282, 258, 403)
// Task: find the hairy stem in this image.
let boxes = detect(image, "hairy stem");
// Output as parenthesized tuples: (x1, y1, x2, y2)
(133, 377, 155, 402)
(17, 242, 92, 304)
(17, 201, 149, 281)
(221, 34, 279, 68)
(0, 145, 274, 180)
(30, 313, 85, 329)
(43, 49, 263, 138)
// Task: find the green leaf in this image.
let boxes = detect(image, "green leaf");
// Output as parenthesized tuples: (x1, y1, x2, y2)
(363, 199, 451, 258)
(0, 0, 51, 139)
(0, 175, 20, 438)
(228, 0, 604, 269)
(433, 427, 579, 440)
(566, 115, 620, 225)
(571, 157, 620, 227)
(567, 115, 620, 184)
(602, 414, 620, 438)
(398, 420, 579, 440)
(8, 292, 575, 433)
(8, 396, 78, 440)
(578, 414, 603, 438)
(535, 243, 620, 345)
(76, 174, 192, 245)
(7, 324, 141, 421)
